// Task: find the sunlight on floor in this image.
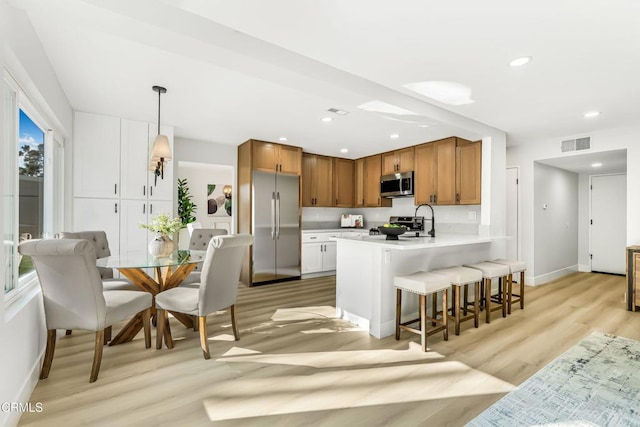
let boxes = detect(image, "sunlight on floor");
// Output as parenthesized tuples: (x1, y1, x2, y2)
(271, 306, 337, 322)
(218, 341, 443, 368)
(202, 355, 515, 421)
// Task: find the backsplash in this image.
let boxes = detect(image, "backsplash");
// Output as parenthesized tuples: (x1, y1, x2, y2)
(302, 197, 480, 233)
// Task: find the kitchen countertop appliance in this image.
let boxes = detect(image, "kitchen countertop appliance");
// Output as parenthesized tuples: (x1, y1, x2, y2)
(341, 214, 364, 228)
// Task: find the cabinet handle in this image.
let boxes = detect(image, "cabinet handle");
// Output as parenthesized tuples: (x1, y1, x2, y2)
(378, 198, 380, 205)
(434, 194, 437, 203)
(150, 204, 153, 214)
(114, 203, 118, 213)
(114, 184, 117, 195)
(310, 236, 317, 239)
(335, 198, 338, 206)
(143, 203, 146, 214)
(143, 185, 146, 196)
(456, 193, 460, 203)
(150, 186, 153, 197)
(362, 199, 365, 205)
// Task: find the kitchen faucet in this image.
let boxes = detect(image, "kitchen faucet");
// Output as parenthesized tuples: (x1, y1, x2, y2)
(415, 204, 436, 237)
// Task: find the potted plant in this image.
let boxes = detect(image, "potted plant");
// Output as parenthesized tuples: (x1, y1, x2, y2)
(178, 178, 197, 227)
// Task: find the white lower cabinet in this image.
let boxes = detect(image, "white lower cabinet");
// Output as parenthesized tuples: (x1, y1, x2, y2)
(73, 198, 120, 256)
(301, 232, 340, 275)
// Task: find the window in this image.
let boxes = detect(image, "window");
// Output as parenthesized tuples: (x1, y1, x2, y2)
(3, 72, 63, 295)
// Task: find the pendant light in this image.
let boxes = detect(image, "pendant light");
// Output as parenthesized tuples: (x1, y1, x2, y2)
(150, 85, 171, 185)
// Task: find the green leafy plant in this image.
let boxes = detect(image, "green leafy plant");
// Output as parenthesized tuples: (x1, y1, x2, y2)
(178, 178, 197, 227)
(140, 212, 182, 235)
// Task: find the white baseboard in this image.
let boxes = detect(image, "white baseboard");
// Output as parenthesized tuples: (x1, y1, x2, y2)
(530, 265, 579, 285)
(4, 348, 44, 427)
(578, 264, 591, 272)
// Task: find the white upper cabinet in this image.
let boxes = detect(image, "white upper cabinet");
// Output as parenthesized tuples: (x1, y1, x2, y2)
(148, 123, 174, 201)
(73, 112, 121, 198)
(73, 197, 121, 256)
(120, 119, 149, 200)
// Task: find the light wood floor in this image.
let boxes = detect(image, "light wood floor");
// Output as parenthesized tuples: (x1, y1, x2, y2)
(19, 272, 640, 426)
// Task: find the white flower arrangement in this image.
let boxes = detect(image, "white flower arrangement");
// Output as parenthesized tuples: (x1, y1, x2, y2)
(140, 212, 183, 235)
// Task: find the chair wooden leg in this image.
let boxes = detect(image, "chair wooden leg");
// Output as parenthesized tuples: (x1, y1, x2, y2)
(454, 285, 461, 336)
(230, 304, 240, 341)
(474, 281, 480, 328)
(65, 330, 72, 336)
(142, 308, 151, 349)
(431, 293, 437, 326)
(501, 276, 508, 317)
(105, 326, 112, 343)
(90, 330, 105, 383)
(156, 309, 165, 349)
(507, 274, 513, 315)
(419, 295, 427, 352)
(442, 289, 448, 341)
(463, 284, 469, 316)
(193, 315, 199, 332)
(520, 271, 525, 309)
(164, 314, 174, 349)
(485, 278, 492, 323)
(199, 316, 210, 359)
(395, 289, 401, 340)
(40, 329, 57, 380)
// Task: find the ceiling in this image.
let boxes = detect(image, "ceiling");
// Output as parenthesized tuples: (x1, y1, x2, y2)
(14, 0, 640, 159)
(537, 149, 627, 175)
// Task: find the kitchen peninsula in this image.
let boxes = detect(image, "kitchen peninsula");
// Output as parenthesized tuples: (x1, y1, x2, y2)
(333, 233, 505, 338)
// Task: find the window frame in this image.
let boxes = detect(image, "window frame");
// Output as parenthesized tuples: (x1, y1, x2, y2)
(3, 70, 63, 307)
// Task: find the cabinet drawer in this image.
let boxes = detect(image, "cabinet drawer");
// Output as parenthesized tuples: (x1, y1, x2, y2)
(302, 232, 341, 243)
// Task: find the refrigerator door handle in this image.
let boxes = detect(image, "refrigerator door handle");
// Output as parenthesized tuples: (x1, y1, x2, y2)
(271, 192, 276, 240)
(275, 192, 281, 239)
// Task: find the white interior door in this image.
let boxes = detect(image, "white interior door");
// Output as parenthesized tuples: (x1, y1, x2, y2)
(591, 174, 626, 274)
(506, 167, 519, 260)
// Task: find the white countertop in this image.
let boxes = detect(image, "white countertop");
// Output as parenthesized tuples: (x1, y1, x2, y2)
(302, 228, 368, 233)
(331, 233, 507, 250)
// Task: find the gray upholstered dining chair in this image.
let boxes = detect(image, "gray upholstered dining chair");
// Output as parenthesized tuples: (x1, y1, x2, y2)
(155, 234, 253, 359)
(57, 231, 114, 279)
(180, 228, 228, 287)
(19, 239, 153, 383)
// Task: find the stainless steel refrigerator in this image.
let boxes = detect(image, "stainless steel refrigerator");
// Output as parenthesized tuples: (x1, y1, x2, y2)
(252, 171, 301, 284)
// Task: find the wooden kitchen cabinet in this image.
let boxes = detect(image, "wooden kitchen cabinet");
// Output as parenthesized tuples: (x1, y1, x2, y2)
(456, 140, 482, 205)
(302, 153, 333, 207)
(252, 140, 302, 175)
(382, 147, 415, 175)
(333, 157, 354, 207)
(364, 154, 392, 207)
(414, 137, 456, 205)
(354, 158, 365, 207)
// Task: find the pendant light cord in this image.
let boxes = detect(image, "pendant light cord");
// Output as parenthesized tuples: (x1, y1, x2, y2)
(157, 89, 161, 135)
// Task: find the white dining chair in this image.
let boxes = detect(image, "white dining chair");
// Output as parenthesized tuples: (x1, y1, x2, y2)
(155, 234, 253, 359)
(186, 222, 202, 237)
(18, 239, 153, 382)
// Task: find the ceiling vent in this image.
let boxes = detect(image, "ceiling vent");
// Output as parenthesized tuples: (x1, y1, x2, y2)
(327, 107, 349, 115)
(561, 137, 591, 152)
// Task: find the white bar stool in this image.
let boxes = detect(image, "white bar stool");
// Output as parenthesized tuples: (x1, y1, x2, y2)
(394, 271, 450, 352)
(464, 262, 510, 323)
(489, 259, 527, 314)
(431, 266, 483, 335)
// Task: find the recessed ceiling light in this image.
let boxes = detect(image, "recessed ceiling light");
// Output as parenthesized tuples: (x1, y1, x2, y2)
(279, 137, 287, 141)
(390, 134, 400, 139)
(340, 148, 349, 154)
(591, 162, 603, 168)
(403, 81, 475, 105)
(327, 108, 349, 115)
(584, 111, 601, 119)
(321, 117, 333, 122)
(509, 56, 532, 67)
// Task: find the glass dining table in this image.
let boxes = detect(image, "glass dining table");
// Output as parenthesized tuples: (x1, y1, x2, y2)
(97, 249, 205, 347)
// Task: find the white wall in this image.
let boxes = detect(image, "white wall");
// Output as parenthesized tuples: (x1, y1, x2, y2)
(508, 124, 640, 284)
(0, 1, 73, 425)
(177, 161, 233, 246)
(533, 162, 578, 281)
(577, 173, 591, 271)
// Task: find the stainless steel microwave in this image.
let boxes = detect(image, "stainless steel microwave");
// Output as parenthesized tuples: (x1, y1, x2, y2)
(380, 171, 414, 197)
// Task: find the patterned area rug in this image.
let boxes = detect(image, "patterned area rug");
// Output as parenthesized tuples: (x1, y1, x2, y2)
(467, 331, 640, 426)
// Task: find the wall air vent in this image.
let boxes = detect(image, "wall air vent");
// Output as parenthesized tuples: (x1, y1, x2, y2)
(561, 136, 591, 152)
(576, 137, 591, 150)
